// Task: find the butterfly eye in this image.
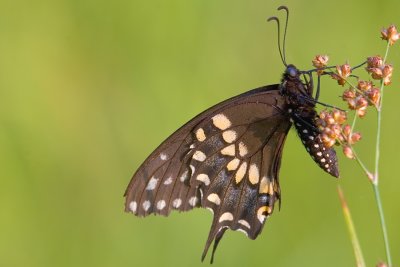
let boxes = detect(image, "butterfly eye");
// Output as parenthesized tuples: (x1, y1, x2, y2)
(286, 65, 298, 77)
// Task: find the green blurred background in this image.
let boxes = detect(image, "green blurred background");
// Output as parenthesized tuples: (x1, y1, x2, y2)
(0, 0, 399, 266)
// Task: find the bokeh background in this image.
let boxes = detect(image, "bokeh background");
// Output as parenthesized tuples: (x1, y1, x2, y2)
(0, 0, 399, 266)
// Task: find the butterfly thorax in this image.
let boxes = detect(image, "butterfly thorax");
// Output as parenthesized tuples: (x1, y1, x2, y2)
(279, 64, 313, 108)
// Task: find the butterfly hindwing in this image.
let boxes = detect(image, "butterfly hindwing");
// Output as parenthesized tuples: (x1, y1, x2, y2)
(124, 84, 292, 260)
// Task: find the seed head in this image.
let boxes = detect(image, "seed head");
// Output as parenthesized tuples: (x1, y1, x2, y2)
(312, 55, 329, 75)
(357, 80, 373, 91)
(367, 88, 381, 107)
(343, 145, 355, 159)
(381, 24, 400, 45)
(332, 64, 351, 86)
(366, 56, 383, 69)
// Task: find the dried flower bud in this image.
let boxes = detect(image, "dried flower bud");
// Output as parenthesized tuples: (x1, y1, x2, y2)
(347, 99, 357, 110)
(342, 89, 356, 101)
(332, 109, 347, 124)
(342, 125, 351, 137)
(367, 88, 380, 106)
(321, 133, 336, 148)
(366, 56, 383, 69)
(356, 97, 368, 108)
(332, 64, 351, 86)
(355, 97, 368, 117)
(357, 108, 367, 117)
(357, 80, 373, 91)
(369, 67, 384, 80)
(312, 55, 329, 75)
(382, 64, 393, 85)
(343, 146, 355, 159)
(350, 132, 362, 144)
(381, 24, 400, 45)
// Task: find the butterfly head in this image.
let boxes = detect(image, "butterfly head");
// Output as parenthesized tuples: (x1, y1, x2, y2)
(284, 64, 300, 80)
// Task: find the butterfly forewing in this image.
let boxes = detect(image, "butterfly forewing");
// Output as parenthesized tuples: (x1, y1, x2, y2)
(125, 84, 292, 258)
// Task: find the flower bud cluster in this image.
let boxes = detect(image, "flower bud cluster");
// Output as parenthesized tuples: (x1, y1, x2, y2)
(317, 109, 361, 159)
(332, 64, 351, 86)
(366, 56, 393, 86)
(312, 55, 329, 75)
(381, 24, 400, 45)
(342, 80, 381, 117)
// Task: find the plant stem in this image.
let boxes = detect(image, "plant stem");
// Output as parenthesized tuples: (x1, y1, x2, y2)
(373, 184, 392, 266)
(337, 185, 366, 267)
(372, 41, 392, 266)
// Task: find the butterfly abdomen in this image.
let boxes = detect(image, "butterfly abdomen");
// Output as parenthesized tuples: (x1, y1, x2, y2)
(292, 113, 339, 178)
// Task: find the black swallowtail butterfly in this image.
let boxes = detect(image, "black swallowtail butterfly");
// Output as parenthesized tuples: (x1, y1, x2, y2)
(125, 6, 339, 263)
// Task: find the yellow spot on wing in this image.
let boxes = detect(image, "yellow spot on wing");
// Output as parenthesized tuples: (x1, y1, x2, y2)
(227, 158, 240, 171)
(248, 164, 260, 184)
(259, 176, 269, 193)
(222, 130, 237, 143)
(221, 144, 235, 156)
(238, 142, 248, 157)
(212, 114, 231, 130)
(195, 128, 206, 142)
(235, 162, 248, 184)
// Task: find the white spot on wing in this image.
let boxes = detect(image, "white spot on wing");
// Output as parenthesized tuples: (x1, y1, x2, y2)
(238, 219, 251, 229)
(193, 150, 206, 162)
(156, 200, 166, 210)
(146, 177, 158, 190)
(160, 153, 167, 161)
(190, 165, 195, 176)
(207, 193, 221, 205)
(196, 173, 210, 186)
(212, 114, 231, 130)
(189, 196, 198, 206)
(219, 212, 234, 222)
(180, 171, 188, 182)
(317, 152, 322, 157)
(172, 198, 182, 208)
(164, 176, 173, 185)
(129, 201, 137, 213)
(142, 200, 151, 211)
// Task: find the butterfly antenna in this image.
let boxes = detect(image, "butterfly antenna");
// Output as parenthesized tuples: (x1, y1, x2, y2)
(267, 16, 286, 66)
(277, 6, 289, 65)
